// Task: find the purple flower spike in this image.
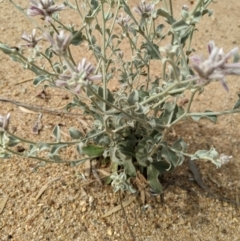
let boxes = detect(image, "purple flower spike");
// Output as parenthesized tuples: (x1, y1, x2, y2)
(190, 41, 240, 91)
(21, 29, 42, 48)
(27, 0, 65, 21)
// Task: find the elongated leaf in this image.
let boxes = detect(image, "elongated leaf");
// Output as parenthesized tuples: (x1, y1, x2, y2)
(82, 145, 104, 157)
(71, 31, 84, 46)
(53, 125, 61, 142)
(172, 19, 189, 32)
(162, 146, 179, 168)
(128, 90, 139, 105)
(33, 75, 48, 86)
(172, 138, 188, 152)
(151, 161, 171, 174)
(233, 94, 240, 109)
(0, 43, 13, 54)
(118, 152, 136, 177)
(147, 165, 162, 193)
(68, 127, 83, 139)
(141, 43, 161, 60)
(191, 110, 217, 123)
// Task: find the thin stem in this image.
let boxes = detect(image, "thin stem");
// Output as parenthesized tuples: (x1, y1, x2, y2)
(191, 0, 204, 15)
(5, 147, 98, 165)
(15, 51, 57, 76)
(50, 21, 59, 34)
(9, 0, 44, 32)
(119, 192, 136, 240)
(175, 33, 190, 76)
(40, 52, 54, 70)
(169, 0, 173, 17)
(188, 109, 240, 117)
(100, 1, 107, 111)
(52, 17, 69, 31)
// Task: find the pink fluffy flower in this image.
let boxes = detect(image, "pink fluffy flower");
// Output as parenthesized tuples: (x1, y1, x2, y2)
(27, 0, 65, 21)
(190, 41, 240, 91)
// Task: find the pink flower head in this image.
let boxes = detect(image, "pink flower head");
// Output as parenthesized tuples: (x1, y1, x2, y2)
(56, 58, 102, 94)
(116, 13, 131, 27)
(190, 41, 240, 91)
(44, 31, 72, 56)
(27, 0, 65, 21)
(133, 1, 154, 18)
(0, 113, 10, 131)
(21, 29, 42, 48)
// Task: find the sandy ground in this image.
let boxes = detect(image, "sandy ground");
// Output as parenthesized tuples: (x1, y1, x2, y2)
(1, 0, 240, 240)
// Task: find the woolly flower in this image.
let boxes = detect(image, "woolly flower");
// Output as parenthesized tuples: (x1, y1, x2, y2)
(116, 13, 131, 27)
(44, 31, 72, 56)
(56, 58, 102, 94)
(133, 1, 154, 18)
(27, 0, 65, 21)
(219, 154, 232, 165)
(190, 41, 240, 91)
(110, 172, 136, 193)
(0, 113, 10, 131)
(21, 29, 42, 48)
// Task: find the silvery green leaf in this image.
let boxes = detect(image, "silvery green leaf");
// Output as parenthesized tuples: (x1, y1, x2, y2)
(128, 90, 139, 105)
(172, 138, 188, 152)
(38, 143, 50, 151)
(233, 94, 240, 109)
(156, 24, 165, 37)
(161, 146, 179, 169)
(191, 147, 222, 168)
(152, 8, 174, 24)
(33, 75, 48, 86)
(191, 110, 217, 123)
(50, 144, 67, 156)
(53, 125, 61, 142)
(0, 43, 14, 54)
(0, 152, 11, 159)
(45, 47, 53, 58)
(27, 144, 38, 157)
(118, 152, 136, 177)
(91, 0, 99, 9)
(63, 1, 76, 9)
(95, 24, 102, 34)
(151, 160, 174, 174)
(82, 145, 104, 157)
(105, 12, 113, 21)
(140, 43, 161, 60)
(201, 9, 213, 17)
(7, 135, 20, 147)
(172, 19, 189, 32)
(71, 31, 84, 46)
(109, 146, 122, 164)
(192, 11, 202, 23)
(147, 165, 162, 193)
(136, 140, 148, 167)
(68, 127, 83, 139)
(134, 102, 149, 115)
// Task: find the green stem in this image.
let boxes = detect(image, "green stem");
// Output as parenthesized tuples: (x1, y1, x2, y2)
(9, 0, 44, 32)
(40, 52, 54, 70)
(52, 17, 69, 31)
(15, 52, 57, 76)
(188, 109, 240, 117)
(100, 1, 107, 111)
(5, 147, 98, 165)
